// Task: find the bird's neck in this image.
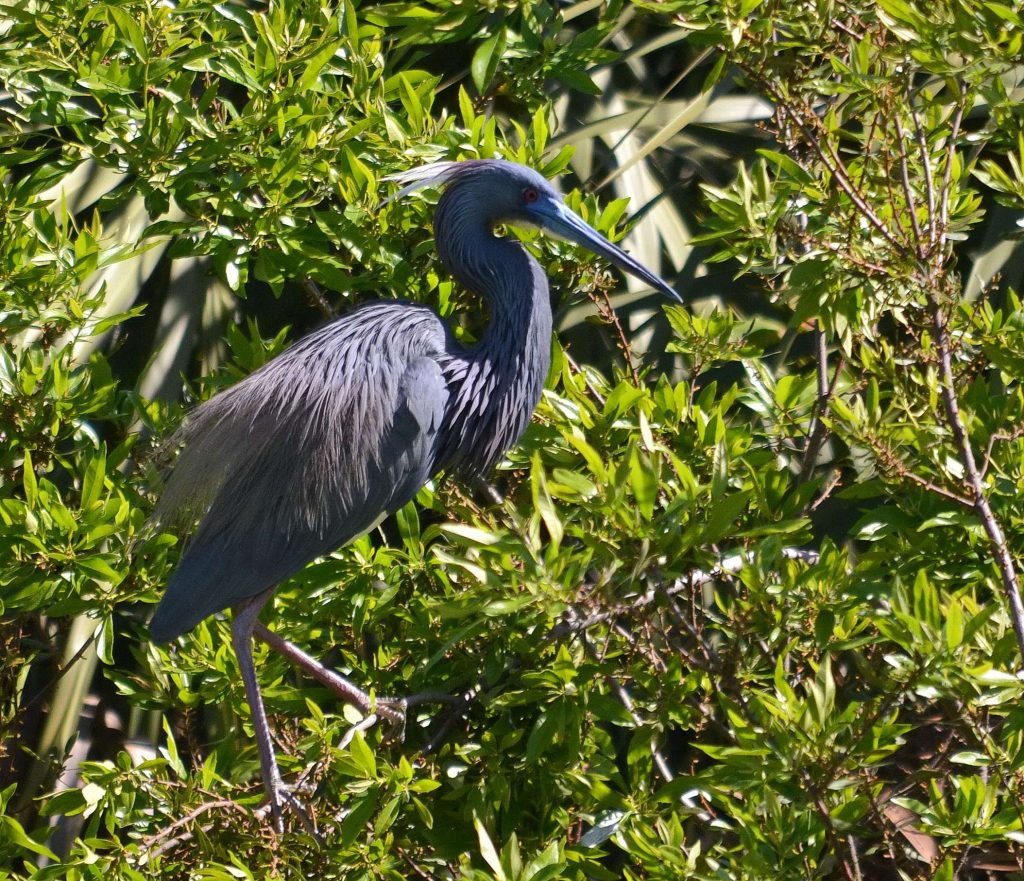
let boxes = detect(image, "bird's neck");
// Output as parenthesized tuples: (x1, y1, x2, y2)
(434, 198, 553, 476)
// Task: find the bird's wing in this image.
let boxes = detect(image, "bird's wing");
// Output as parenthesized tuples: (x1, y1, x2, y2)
(149, 303, 450, 642)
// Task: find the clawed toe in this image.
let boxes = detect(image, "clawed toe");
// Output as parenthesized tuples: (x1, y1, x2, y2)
(338, 696, 406, 749)
(376, 697, 407, 743)
(263, 778, 321, 840)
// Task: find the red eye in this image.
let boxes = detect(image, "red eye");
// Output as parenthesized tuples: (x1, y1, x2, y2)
(523, 187, 539, 204)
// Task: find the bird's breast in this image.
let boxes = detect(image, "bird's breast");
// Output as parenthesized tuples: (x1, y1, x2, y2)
(437, 342, 549, 479)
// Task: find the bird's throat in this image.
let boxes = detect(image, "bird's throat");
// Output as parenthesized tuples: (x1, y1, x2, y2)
(435, 227, 553, 479)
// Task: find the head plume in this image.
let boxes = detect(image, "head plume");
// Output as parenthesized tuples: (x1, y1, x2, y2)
(381, 159, 555, 208)
(380, 161, 468, 207)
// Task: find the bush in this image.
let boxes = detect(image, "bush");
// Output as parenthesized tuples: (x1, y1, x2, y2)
(1, 0, 1024, 878)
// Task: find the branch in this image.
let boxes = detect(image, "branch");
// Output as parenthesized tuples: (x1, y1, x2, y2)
(758, 82, 903, 252)
(980, 427, 1024, 481)
(798, 324, 844, 483)
(588, 286, 639, 386)
(893, 114, 925, 255)
(547, 548, 822, 641)
(936, 83, 967, 257)
(142, 798, 251, 857)
(586, 638, 674, 780)
(927, 291, 1024, 657)
(909, 101, 938, 252)
(862, 428, 975, 508)
(301, 278, 337, 319)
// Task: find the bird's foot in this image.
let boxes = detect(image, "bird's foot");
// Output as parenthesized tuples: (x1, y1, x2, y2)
(338, 695, 406, 749)
(365, 691, 461, 743)
(254, 623, 409, 735)
(376, 696, 407, 737)
(374, 696, 407, 742)
(260, 772, 322, 840)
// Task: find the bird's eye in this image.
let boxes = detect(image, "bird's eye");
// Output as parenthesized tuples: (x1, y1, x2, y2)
(523, 187, 539, 204)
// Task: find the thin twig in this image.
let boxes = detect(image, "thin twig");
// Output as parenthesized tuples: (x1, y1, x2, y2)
(580, 632, 674, 784)
(417, 681, 484, 756)
(936, 83, 967, 256)
(798, 325, 845, 483)
(301, 278, 337, 319)
(893, 115, 924, 253)
(395, 845, 440, 880)
(816, 239, 892, 276)
(759, 84, 902, 251)
(21, 628, 99, 713)
(847, 835, 863, 881)
(815, 323, 829, 400)
(563, 349, 607, 409)
(927, 290, 1024, 657)
(547, 548, 823, 641)
(798, 767, 858, 881)
(979, 427, 1024, 481)
(589, 287, 640, 386)
(830, 17, 864, 40)
(338, 715, 380, 751)
(809, 469, 842, 511)
(143, 798, 250, 856)
(909, 100, 938, 252)
(900, 469, 974, 508)
(862, 429, 975, 507)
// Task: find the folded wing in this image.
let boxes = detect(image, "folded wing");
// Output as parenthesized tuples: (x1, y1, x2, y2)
(150, 303, 450, 642)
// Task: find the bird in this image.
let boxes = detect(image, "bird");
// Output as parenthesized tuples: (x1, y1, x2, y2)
(150, 158, 681, 830)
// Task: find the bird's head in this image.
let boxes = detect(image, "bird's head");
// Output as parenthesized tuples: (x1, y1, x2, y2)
(385, 159, 681, 303)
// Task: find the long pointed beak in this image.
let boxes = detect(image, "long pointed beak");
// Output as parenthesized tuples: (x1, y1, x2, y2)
(536, 201, 682, 303)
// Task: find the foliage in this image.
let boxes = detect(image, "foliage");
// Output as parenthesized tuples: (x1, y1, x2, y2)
(2, 0, 1024, 879)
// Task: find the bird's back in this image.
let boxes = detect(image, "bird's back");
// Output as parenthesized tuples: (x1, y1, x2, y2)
(150, 302, 452, 641)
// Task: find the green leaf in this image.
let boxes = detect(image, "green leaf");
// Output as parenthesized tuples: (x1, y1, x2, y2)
(22, 448, 38, 508)
(474, 814, 506, 880)
(80, 447, 106, 509)
(471, 28, 507, 94)
(1, 815, 57, 860)
(531, 453, 563, 552)
(700, 490, 751, 545)
(340, 788, 379, 849)
(298, 39, 343, 91)
(348, 730, 377, 778)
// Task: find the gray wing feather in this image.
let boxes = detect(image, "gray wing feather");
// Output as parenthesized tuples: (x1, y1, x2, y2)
(150, 303, 449, 642)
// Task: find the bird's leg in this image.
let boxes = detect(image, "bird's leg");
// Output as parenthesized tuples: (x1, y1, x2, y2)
(253, 622, 406, 735)
(231, 592, 317, 834)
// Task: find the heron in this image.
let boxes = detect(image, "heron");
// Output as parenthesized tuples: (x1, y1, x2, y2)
(150, 158, 681, 830)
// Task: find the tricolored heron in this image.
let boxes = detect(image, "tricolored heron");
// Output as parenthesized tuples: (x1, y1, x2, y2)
(151, 159, 681, 829)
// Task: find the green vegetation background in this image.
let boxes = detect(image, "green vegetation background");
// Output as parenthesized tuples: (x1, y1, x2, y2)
(2, 0, 1024, 878)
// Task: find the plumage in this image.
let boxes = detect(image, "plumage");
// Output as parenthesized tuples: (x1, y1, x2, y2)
(150, 304, 451, 640)
(150, 158, 680, 829)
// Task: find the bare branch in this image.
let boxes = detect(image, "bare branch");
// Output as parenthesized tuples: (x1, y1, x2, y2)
(893, 114, 925, 254)
(909, 100, 938, 252)
(799, 325, 845, 483)
(927, 292, 1024, 657)
(937, 82, 967, 257)
(762, 88, 903, 251)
